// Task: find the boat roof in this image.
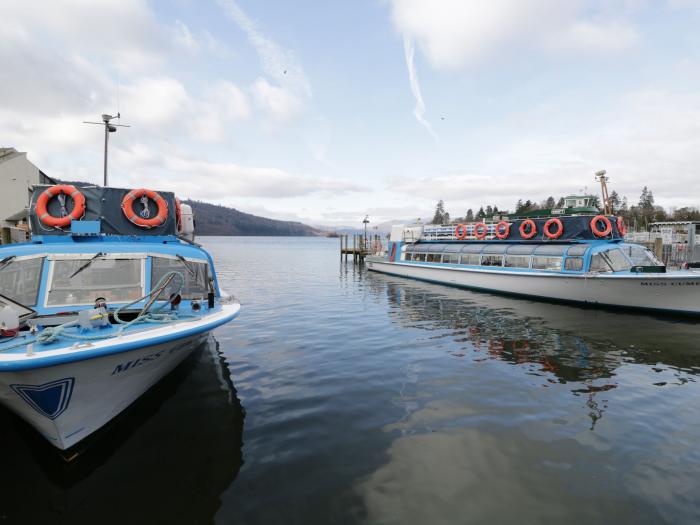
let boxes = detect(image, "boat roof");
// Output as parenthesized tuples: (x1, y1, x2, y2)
(0, 235, 210, 261)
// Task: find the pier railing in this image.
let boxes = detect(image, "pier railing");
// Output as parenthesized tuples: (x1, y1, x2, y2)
(339, 234, 384, 262)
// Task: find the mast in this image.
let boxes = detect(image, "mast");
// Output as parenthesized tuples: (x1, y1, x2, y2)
(83, 114, 130, 187)
(595, 170, 612, 215)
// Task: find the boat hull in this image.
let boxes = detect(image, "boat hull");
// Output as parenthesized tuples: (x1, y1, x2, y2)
(0, 303, 241, 450)
(0, 333, 208, 449)
(366, 258, 700, 315)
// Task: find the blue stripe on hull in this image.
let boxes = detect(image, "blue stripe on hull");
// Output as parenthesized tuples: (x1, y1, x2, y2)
(0, 308, 240, 372)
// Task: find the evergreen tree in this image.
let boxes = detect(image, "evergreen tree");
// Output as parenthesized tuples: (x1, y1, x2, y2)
(485, 205, 493, 217)
(524, 199, 533, 211)
(432, 200, 446, 224)
(493, 205, 499, 214)
(466, 208, 474, 221)
(476, 206, 486, 220)
(609, 191, 621, 213)
(515, 199, 524, 213)
(556, 197, 565, 207)
(545, 196, 556, 209)
(443, 212, 451, 224)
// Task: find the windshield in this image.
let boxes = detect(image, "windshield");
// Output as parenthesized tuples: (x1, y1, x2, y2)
(0, 257, 43, 306)
(590, 248, 632, 273)
(151, 256, 209, 299)
(619, 244, 664, 267)
(47, 257, 144, 307)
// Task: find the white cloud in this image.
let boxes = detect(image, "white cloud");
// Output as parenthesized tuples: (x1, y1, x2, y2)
(113, 145, 364, 200)
(217, 0, 311, 120)
(251, 78, 303, 122)
(391, 86, 700, 212)
(389, 0, 640, 70)
(122, 77, 189, 126)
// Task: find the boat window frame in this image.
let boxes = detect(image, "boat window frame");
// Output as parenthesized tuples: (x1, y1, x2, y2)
(460, 253, 481, 265)
(44, 253, 147, 308)
(531, 255, 563, 271)
(504, 254, 532, 269)
(0, 254, 46, 307)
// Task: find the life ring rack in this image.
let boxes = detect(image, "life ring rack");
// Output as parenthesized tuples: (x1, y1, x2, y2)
(35, 184, 86, 228)
(122, 188, 169, 228)
(590, 215, 612, 238)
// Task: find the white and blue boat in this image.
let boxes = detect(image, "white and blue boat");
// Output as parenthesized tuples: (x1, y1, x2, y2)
(367, 214, 700, 315)
(0, 183, 240, 449)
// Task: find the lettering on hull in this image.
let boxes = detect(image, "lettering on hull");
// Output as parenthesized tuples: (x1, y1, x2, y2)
(111, 342, 189, 376)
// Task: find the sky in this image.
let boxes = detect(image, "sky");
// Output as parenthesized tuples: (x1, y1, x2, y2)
(2, 0, 700, 227)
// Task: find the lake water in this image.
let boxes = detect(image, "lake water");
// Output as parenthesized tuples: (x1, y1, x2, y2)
(2, 236, 700, 524)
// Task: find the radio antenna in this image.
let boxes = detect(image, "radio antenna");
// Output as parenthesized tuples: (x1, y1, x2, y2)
(83, 113, 130, 187)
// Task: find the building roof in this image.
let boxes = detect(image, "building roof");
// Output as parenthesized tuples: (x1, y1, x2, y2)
(0, 147, 22, 164)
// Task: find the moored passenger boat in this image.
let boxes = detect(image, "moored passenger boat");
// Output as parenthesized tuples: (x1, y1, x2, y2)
(0, 184, 240, 450)
(366, 215, 700, 315)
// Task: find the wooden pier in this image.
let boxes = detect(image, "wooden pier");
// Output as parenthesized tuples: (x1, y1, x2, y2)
(340, 234, 383, 263)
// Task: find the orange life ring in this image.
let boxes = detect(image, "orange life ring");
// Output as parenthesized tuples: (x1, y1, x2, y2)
(122, 188, 169, 228)
(617, 216, 626, 237)
(544, 218, 564, 239)
(590, 215, 612, 237)
(454, 223, 468, 240)
(175, 197, 182, 232)
(474, 222, 488, 240)
(495, 221, 510, 240)
(519, 219, 537, 239)
(35, 184, 86, 228)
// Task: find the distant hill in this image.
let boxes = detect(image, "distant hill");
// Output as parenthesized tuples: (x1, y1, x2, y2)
(183, 199, 321, 236)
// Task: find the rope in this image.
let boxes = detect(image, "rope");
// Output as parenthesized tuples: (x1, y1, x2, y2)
(0, 271, 202, 353)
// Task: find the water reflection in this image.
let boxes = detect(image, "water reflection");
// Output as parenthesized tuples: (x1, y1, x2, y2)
(356, 272, 700, 524)
(0, 337, 245, 524)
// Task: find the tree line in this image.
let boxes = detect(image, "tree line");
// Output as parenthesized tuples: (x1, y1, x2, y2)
(431, 187, 700, 230)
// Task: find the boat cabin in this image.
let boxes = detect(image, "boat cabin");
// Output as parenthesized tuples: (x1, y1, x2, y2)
(401, 241, 664, 274)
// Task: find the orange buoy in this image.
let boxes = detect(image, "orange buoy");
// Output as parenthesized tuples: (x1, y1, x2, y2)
(455, 223, 468, 240)
(35, 184, 86, 228)
(495, 221, 510, 240)
(519, 219, 537, 239)
(590, 215, 612, 237)
(175, 197, 183, 232)
(543, 218, 564, 239)
(617, 216, 627, 237)
(474, 222, 488, 240)
(122, 188, 169, 228)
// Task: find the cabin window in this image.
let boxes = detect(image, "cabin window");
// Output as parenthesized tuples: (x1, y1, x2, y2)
(151, 257, 209, 299)
(426, 253, 440, 262)
(532, 256, 562, 271)
(48, 258, 143, 306)
(504, 255, 531, 268)
(404, 253, 413, 261)
(589, 254, 612, 273)
(481, 255, 503, 267)
(414, 253, 426, 262)
(0, 257, 43, 306)
(460, 254, 480, 265)
(564, 257, 583, 271)
(604, 249, 632, 272)
(442, 253, 460, 264)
